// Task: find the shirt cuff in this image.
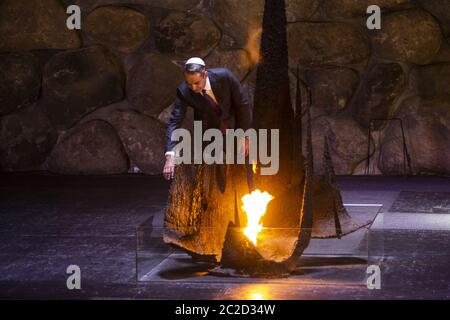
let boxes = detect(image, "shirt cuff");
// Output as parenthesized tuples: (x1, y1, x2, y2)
(165, 151, 175, 157)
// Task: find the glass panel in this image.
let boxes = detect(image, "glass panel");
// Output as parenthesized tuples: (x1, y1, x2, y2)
(136, 205, 384, 287)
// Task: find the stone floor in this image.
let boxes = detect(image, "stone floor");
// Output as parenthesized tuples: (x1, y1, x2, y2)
(0, 172, 449, 299)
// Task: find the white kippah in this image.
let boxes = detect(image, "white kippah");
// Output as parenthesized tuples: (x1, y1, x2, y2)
(185, 57, 206, 66)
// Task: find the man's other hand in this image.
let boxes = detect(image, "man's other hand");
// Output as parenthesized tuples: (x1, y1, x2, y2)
(238, 136, 250, 158)
(163, 155, 175, 180)
(244, 136, 249, 157)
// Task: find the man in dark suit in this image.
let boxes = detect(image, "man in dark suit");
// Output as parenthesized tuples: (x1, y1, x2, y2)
(163, 57, 252, 180)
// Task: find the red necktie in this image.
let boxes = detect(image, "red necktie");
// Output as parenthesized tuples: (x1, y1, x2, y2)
(202, 90, 227, 134)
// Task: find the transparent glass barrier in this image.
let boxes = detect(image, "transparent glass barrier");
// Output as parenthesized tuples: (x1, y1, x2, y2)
(369, 212, 450, 292)
(136, 205, 384, 287)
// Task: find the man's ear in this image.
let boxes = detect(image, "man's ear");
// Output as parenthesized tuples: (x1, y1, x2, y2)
(204, 70, 208, 78)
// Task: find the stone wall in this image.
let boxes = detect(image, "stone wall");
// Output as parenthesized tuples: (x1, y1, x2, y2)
(0, 0, 449, 175)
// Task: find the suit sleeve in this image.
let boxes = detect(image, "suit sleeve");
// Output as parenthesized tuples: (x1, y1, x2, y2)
(165, 90, 187, 153)
(227, 70, 252, 130)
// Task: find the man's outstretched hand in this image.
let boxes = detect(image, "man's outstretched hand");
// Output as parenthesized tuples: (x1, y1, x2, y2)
(163, 155, 175, 180)
(164, 137, 249, 180)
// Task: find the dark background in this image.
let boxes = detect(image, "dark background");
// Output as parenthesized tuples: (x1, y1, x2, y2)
(1, 0, 449, 176)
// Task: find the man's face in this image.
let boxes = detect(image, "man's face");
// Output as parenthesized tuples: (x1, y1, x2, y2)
(185, 71, 207, 94)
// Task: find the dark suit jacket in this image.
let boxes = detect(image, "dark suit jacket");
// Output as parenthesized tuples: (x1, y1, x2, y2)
(165, 68, 252, 153)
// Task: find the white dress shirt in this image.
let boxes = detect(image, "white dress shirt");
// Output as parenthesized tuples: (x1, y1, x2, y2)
(165, 76, 217, 157)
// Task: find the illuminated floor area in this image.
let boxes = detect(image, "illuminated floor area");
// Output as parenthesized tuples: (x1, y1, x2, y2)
(0, 173, 449, 299)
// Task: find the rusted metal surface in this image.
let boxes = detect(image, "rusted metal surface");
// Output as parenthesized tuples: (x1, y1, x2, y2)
(163, 0, 372, 274)
(164, 163, 248, 262)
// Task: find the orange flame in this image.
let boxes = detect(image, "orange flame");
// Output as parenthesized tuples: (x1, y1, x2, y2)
(241, 189, 274, 246)
(243, 27, 262, 68)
